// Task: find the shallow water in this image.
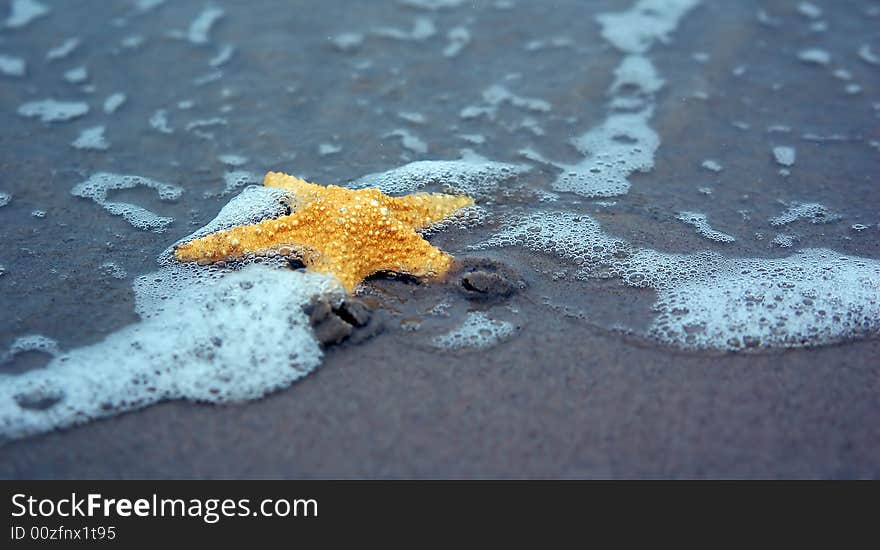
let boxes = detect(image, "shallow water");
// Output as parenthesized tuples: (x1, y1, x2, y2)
(0, 0, 878, 477)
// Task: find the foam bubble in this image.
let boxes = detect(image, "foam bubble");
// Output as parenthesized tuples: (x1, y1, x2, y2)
(797, 2, 822, 19)
(0, 192, 11, 208)
(643, 248, 880, 350)
(63, 66, 88, 84)
(386, 128, 428, 154)
(770, 202, 842, 227)
(71, 173, 183, 232)
(460, 84, 552, 120)
(149, 109, 173, 134)
(218, 154, 248, 167)
(431, 311, 516, 351)
(858, 44, 879, 66)
(318, 143, 342, 156)
(610, 55, 665, 97)
(71, 126, 109, 151)
(331, 32, 364, 52)
(701, 159, 723, 172)
(4, 0, 49, 29)
(17, 99, 89, 123)
(596, 0, 701, 54)
(0, 54, 26, 77)
(552, 109, 659, 198)
(798, 48, 831, 66)
(472, 209, 880, 351)
(0, 266, 340, 442)
(443, 26, 471, 58)
(397, 0, 464, 9)
(676, 211, 736, 243)
(350, 149, 530, 196)
(46, 38, 80, 61)
(1, 335, 59, 364)
(772, 146, 796, 167)
(103, 93, 127, 114)
(184, 6, 224, 45)
(209, 44, 234, 67)
(373, 17, 436, 41)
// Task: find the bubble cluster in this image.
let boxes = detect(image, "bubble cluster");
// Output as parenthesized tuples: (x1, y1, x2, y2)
(351, 150, 529, 197)
(676, 211, 736, 243)
(17, 99, 89, 123)
(71, 173, 183, 232)
(552, 110, 659, 198)
(431, 311, 516, 351)
(473, 210, 880, 351)
(769, 202, 842, 227)
(0, 266, 341, 442)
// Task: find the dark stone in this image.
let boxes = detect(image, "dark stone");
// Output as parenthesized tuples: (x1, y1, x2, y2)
(334, 299, 373, 327)
(304, 297, 379, 347)
(455, 258, 524, 300)
(312, 315, 354, 346)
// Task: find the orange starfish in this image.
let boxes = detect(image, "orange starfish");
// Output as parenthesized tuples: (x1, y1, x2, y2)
(175, 172, 474, 292)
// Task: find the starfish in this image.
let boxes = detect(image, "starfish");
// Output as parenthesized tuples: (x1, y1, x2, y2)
(175, 171, 475, 292)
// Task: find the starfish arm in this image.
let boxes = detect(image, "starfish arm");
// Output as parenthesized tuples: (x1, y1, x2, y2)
(262, 171, 327, 203)
(174, 214, 319, 263)
(385, 192, 475, 230)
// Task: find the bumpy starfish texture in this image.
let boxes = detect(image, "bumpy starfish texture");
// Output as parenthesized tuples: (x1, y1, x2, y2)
(175, 172, 475, 292)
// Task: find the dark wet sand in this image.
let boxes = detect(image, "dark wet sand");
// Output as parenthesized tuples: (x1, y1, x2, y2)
(2, 270, 879, 479)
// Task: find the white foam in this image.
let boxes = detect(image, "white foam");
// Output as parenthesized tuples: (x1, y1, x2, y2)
(386, 129, 428, 154)
(770, 202, 842, 227)
(676, 211, 736, 243)
(185, 6, 224, 45)
(350, 149, 530, 196)
(858, 44, 879, 66)
(596, 0, 701, 54)
(773, 146, 796, 167)
(373, 17, 436, 41)
(0, 192, 10, 207)
(218, 154, 248, 167)
(772, 234, 797, 248)
(331, 32, 363, 52)
(209, 44, 234, 67)
(0, 54, 26, 77)
(149, 109, 173, 133)
(1, 335, 59, 364)
(398, 0, 464, 9)
(398, 111, 426, 124)
(318, 143, 342, 156)
(610, 55, 665, 97)
(63, 66, 88, 84)
(4, 0, 49, 29)
(431, 311, 516, 351)
(461, 84, 551, 120)
(443, 26, 471, 58)
(17, 99, 89, 123)
(103, 92, 127, 114)
(798, 48, 831, 66)
(0, 266, 340, 442)
(134, 0, 165, 12)
(472, 209, 880, 351)
(46, 38, 80, 61)
(71, 173, 183, 232)
(797, 2, 822, 19)
(701, 159, 722, 172)
(644, 248, 880, 350)
(100, 262, 127, 280)
(212, 170, 260, 196)
(71, 125, 109, 151)
(552, 109, 659, 198)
